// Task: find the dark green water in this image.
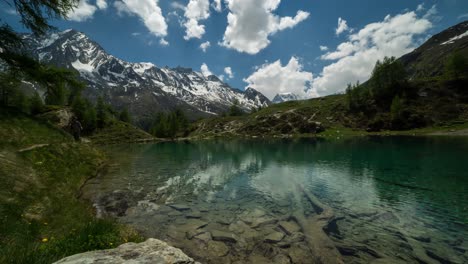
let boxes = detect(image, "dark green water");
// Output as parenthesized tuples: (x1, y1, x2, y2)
(82, 137, 468, 263)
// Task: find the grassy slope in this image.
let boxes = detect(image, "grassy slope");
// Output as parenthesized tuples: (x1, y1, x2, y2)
(0, 108, 141, 264)
(190, 79, 468, 139)
(89, 120, 155, 145)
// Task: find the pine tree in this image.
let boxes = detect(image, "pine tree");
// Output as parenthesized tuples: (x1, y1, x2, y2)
(119, 108, 131, 123)
(445, 52, 467, 79)
(29, 92, 45, 115)
(96, 96, 108, 129)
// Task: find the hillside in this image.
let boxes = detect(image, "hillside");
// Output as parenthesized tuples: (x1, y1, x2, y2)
(190, 22, 468, 138)
(0, 108, 142, 263)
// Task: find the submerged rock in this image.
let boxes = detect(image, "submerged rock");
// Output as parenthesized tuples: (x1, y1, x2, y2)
(54, 238, 200, 264)
(211, 230, 237, 243)
(264, 232, 285, 243)
(168, 204, 190, 211)
(279, 221, 301, 235)
(207, 241, 230, 257)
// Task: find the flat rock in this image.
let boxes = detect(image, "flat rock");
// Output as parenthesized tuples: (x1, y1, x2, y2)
(279, 221, 301, 235)
(207, 241, 230, 257)
(264, 232, 285, 243)
(186, 211, 202, 219)
(228, 221, 252, 234)
(53, 238, 200, 264)
(251, 217, 277, 228)
(211, 230, 237, 243)
(168, 204, 190, 211)
(194, 232, 212, 243)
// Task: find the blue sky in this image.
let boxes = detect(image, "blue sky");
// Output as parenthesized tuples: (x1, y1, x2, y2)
(2, 0, 468, 99)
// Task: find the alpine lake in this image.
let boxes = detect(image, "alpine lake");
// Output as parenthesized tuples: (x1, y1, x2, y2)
(81, 137, 468, 264)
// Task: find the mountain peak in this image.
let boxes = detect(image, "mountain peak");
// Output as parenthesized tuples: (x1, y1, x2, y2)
(21, 29, 271, 121)
(272, 93, 299, 104)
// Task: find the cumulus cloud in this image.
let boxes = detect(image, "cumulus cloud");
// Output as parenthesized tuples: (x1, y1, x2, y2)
(96, 0, 107, 9)
(201, 63, 212, 76)
(244, 57, 313, 99)
(68, 0, 97, 22)
(200, 41, 211, 52)
(312, 10, 433, 96)
(184, 0, 211, 40)
(224, 67, 234, 79)
(416, 4, 425, 12)
(213, 0, 222, 12)
(159, 38, 169, 46)
(335, 17, 349, 36)
(319, 45, 328, 51)
(114, 0, 168, 37)
(221, 0, 310, 54)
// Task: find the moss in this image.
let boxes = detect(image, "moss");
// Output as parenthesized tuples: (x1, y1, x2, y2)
(0, 108, 142, 264)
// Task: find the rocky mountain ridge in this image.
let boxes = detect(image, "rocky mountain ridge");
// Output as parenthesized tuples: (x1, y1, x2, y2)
(21, 29, 271, 124)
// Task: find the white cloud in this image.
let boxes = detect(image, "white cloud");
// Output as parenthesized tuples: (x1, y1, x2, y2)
(312, 10, 433, 97)
(96, 0, 107, 9)
(221, 0, 310, 54)
(131, 32, 141, 36)
(244, 57, 313, 99)
(423, 4, 438, 20)
(171, 2, 185, 10)
(114, 0, 168, 37)
(336, 17, 349, 36)
(319, 45, 328, 51)
(416, 4, 424, 12)
(224, 67, 234, 79)
(458, 13, 468, 20)
(68, 0, 97, 22)
(200, 41, 211, 52)
(201, 63, 212, 76)
(184, 0, 211, 40)
(159, 38, 169, 46)
(213, 0, 222, 12)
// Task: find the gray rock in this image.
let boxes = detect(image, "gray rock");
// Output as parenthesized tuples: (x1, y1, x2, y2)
(194, 232, 212, 243)
(211, 230, 237, 243)
(264, 232, 285, 243)
(168, 204, 190, 211)
(278, 221, 301, 235)
(207, 241, 230, 257)
(251, 217, 277, 228)
(186, 211, 202, 219)
(53, 238, 200, 264)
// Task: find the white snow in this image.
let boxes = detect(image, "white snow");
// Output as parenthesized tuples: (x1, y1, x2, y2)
(133, 62, 155, 75)
(71, 59, 94, 72)
(441, 30, 468, 45)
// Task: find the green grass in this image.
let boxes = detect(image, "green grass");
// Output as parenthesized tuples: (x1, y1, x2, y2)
(89, 120, 155, 145)
(0, 108, 142, 263)
(190, 78, 468, 139)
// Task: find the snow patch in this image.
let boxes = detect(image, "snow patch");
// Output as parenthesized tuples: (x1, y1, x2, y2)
(71, 59, 94, 72)
(441, 30, 468, 45)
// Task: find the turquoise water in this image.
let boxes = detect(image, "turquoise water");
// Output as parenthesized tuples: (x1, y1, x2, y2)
(83, 137, 468, 263)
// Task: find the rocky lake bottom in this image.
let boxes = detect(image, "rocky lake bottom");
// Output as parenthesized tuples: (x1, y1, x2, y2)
(82, 138, 468, 263)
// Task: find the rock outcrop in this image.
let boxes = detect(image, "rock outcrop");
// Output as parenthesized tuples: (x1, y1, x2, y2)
(54, 238, 200, 264)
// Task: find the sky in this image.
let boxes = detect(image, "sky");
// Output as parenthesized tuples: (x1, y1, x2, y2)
(2, 0, 468, 100)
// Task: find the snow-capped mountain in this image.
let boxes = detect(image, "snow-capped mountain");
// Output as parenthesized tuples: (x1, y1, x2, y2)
(272, 93, 299, 104)
(21, 29, 270, 123)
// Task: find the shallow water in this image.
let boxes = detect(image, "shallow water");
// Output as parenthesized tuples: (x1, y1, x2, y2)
(82, 137, 468, 263)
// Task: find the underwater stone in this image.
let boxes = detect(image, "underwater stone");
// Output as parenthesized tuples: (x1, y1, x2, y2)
(211, 230, 237, 243)
(168, 204, 190, 211)
(264, 232, 285, 243)
(279, 221, 301, 235)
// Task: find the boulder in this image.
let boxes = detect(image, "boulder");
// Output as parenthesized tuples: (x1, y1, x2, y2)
(264, 232, 285, 243)
(211, 230, 237, 243)
(53, 238, 200, 264)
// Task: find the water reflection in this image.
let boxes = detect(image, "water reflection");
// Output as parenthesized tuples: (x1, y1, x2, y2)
(83, 137, 468, 263)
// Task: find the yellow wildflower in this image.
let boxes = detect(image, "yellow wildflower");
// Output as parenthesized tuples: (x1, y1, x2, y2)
(42, 238, 48, 243)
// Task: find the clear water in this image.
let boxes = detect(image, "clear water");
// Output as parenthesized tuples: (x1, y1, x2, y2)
(82, 137, 468, 263)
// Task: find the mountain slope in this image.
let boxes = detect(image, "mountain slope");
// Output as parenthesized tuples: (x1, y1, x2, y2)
(21, 30, 270, 124)
(190, 21, 468, 137)
(400, 20, 468, 79)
